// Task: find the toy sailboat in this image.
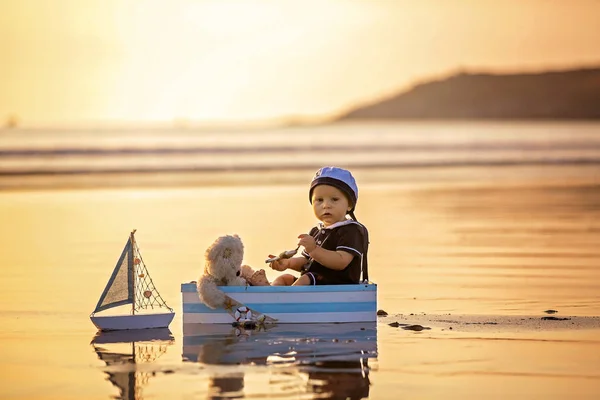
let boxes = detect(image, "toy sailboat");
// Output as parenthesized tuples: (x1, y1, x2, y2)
(90, 230, 175, 331)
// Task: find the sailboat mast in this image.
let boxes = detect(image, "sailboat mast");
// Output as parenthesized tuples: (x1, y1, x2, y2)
(130, 229, 137, 316)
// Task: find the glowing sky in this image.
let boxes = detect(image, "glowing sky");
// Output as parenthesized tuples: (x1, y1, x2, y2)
(1, 0, 600, 126)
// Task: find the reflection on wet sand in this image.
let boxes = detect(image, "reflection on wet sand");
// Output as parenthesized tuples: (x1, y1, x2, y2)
(307, 360, 371, 400)
(183, 322, 376, 399)
(91, 328, 174, 400)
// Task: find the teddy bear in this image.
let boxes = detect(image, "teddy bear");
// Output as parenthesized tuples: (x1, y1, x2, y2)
(197, 234, 270, 309)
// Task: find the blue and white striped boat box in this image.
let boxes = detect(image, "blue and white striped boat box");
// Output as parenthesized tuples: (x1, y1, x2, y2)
(181, 282, 378, 324)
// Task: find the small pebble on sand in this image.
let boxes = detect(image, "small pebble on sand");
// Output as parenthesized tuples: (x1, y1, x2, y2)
(402, 324, 431, 331)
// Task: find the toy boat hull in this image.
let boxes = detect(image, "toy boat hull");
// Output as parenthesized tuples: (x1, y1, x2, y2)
(181, 282, 377, 324)
(91, 312, 175, 331)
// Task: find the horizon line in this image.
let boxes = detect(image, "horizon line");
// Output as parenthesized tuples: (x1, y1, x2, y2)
(4, 62, 600, 130)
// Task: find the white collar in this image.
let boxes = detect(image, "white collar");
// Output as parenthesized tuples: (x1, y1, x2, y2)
(318, 219, 356, 231)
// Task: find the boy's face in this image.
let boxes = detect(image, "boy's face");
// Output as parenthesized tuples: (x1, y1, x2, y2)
(311, 184, 352, 227)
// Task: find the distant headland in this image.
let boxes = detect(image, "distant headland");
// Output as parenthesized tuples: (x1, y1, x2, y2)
(338, 67, 600, 120)
(3, 114, 19, 129)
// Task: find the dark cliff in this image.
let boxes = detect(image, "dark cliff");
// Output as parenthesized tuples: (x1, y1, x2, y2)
(339, 67, 600, 120)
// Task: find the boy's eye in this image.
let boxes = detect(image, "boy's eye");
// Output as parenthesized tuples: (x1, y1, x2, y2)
(332, 197, 339, 202)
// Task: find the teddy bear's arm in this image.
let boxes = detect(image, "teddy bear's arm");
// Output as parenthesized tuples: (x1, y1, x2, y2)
(197, 275, 226, 309)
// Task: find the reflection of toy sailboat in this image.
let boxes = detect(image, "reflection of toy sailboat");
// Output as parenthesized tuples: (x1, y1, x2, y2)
(91, 328, 174, 400)
(91, 230, 175, 331)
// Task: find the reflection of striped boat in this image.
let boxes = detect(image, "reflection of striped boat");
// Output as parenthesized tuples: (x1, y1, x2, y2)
(182, 322, 377, 365)
(181, 283, 377, 324)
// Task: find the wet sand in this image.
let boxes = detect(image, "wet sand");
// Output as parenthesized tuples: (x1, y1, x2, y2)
(380, 312, 600, 333)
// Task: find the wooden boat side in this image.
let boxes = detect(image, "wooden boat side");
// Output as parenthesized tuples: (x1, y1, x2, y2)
(181, 282, 377, 324)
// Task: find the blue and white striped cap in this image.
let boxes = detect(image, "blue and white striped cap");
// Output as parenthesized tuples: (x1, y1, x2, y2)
(309, 166, 358, 212)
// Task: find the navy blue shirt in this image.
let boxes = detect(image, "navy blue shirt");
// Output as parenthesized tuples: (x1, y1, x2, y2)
(301, 219, 368, 284)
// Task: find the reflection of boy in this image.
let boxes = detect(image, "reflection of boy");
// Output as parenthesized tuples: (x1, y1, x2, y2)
(307, 360, 371, 399)
(270, 166, 369, 286)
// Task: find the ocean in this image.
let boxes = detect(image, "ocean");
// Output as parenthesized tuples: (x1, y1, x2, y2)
(2, 120, 600, 189)
(1, 121, 599, 399)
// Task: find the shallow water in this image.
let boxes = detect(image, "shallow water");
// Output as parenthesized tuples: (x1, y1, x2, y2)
(1, 172, 599, 398)
(1, 121, 600, 398)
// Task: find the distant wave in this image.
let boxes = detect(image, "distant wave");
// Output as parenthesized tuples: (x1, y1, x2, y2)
(2, 142, 600, 157)
(2, 158, 600, 176)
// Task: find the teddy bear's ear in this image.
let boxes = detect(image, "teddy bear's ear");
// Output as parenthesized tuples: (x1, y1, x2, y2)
(233, 234, 240, 239)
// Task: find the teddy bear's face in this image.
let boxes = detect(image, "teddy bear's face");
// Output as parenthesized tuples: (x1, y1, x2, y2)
(204, 234, 244, 284)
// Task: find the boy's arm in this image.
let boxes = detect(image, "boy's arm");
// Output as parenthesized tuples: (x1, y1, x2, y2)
(270, 255, 306, 272)
(298, 233, 354, 271)
(286, 256, 308, 272)
(307, 247, 353, 271)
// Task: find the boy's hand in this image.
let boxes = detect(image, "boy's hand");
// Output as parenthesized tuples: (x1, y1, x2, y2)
(298, 234, 317, 253)
(269, 256, 289, 271)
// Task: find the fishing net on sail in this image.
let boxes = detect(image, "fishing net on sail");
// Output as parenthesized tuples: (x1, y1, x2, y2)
(132, 240, 173, 313)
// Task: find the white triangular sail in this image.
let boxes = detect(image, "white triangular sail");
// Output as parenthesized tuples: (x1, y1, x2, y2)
(93, 238, 134, 313)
